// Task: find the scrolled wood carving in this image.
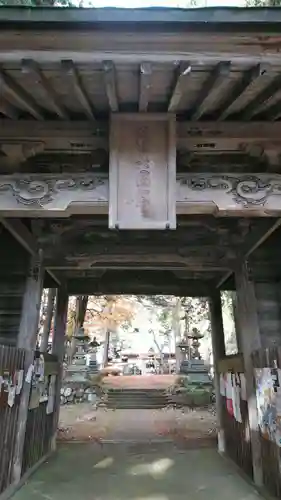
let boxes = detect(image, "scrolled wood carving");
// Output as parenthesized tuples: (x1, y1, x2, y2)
(179, 175, 280, 207)
(0, 175, 107, 206)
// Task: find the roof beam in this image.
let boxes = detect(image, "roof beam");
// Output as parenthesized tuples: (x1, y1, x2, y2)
(22, 59, 68, 120)
(103, 60, 118, 112)
(242, 73, 281, 120)
(216, 218, 281, 289)
(217, 63, 269, 121)
(139, 62, 152, 112)
(0, 218, 61, 286)
(61, 59, 96, 121)
(263, 99, 281, 121)
(66, 277, 214, 296)
(0, 97, 18, 119)
(0, 67, 44, 120)
(168, 62, 191, 113)
(190, 61, 231, 121)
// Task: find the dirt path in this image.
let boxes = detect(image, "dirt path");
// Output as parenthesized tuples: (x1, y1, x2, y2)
(58, 403, 217, 444)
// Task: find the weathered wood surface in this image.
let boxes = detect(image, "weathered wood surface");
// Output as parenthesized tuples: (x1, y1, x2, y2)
(1, 173, 281, 217)
(12, 253, 44, 484)
(109, 114, 176, 230)
(235, 261, 262, 487)
(209, 290, 226, 454)
(51, 288, 68, 450)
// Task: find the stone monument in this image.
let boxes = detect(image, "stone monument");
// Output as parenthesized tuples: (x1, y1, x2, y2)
(61, 328, 98, 404)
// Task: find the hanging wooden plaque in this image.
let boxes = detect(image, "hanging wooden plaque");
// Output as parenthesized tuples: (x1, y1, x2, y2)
(109, 114, 176, 230)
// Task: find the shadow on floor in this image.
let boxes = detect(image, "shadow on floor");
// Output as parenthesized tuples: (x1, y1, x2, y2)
(13, 443, 262, 500)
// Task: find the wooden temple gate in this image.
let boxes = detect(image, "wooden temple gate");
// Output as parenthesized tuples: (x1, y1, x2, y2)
(2, 5, 281, 499)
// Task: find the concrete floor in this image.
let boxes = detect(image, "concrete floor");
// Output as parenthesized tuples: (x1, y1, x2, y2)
(13, 443, 263, 500)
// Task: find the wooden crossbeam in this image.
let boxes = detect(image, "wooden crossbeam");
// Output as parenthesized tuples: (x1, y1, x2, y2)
(0, 67, 44, 120)
(190, 61, 231, 121)
(61, 59, 96, 120)
(168, 62, 191, 112)
(0, 97, 18, 119)
(0, 218, 61, 286)
(139, 62, 152, 112)
(216, 218, 281, 289)
(66, 277, 214, 296)
(242, 73, 281, 120)
(22, 59, 68, 120)
(103, 60, 118, 112)
(217, 63, 269, 121)
(2, 120, 281, 142)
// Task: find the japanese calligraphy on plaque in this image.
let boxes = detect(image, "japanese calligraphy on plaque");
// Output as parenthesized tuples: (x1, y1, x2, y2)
(109, 114, 176, 230)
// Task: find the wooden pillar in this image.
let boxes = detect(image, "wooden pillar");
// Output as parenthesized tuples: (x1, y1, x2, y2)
(208, 290, 226, 454)
(40, 288, 56, 352)
(12, 251, 44, 483)
(51, 287, 68, 450)
(235, 261, 262, 487)
(232, 292, 242, 353)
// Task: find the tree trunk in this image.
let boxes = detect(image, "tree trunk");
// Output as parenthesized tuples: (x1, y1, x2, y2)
(103, 329, 110, 367)
(70, 295, 88, 362)
(172, 298, 182, 372)
(40, 288, 56, 352)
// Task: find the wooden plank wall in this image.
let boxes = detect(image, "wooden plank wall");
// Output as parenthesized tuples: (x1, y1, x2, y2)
(0, 345, 25, 495)
(0, 345, 59, 496)
(252, 347, 281, 499)
(219, 355, 253, 479)
(255, 283, 281, 348)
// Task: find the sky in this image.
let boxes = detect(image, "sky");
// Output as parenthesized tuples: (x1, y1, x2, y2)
(87, 0, 244, 8)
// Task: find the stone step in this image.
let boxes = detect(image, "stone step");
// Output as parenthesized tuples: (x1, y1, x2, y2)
(106, 387, 169, 409)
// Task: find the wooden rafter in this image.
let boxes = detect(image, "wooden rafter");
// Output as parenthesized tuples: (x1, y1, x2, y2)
(22, 59, 68, 120)
(0, 67, 44, 120)
(0, 97, 18, 120)
(168, 62, 191, 113)
(217, 63, 269, 121)
(139, 62, 152, 112)
(190, 61, 231, 121)
(242, 73, 281, 120)
(61, 59, 96, 120)
(103, 60, 118, 112)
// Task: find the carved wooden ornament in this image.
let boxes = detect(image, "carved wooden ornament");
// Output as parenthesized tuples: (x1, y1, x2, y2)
(109, 114, 177, 230)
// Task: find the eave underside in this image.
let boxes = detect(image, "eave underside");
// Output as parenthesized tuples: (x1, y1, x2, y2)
(1, 8, 281, 295)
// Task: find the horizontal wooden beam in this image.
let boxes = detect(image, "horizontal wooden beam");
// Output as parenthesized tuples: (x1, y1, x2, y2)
(66, 277, 214, 296)
(2, 121, 281, 152)
(1, 173, 281, 217)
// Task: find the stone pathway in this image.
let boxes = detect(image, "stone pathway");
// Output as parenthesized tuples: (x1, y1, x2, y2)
(12, 444, 263, 500)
